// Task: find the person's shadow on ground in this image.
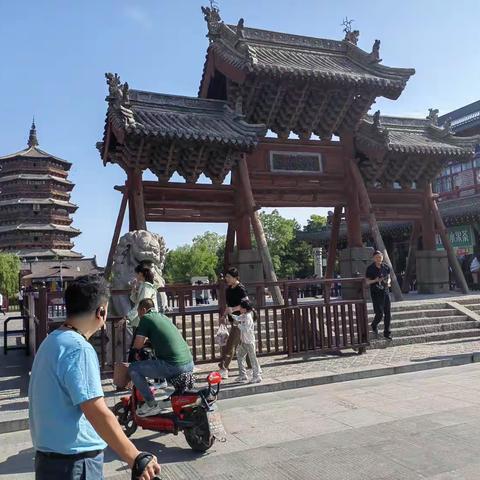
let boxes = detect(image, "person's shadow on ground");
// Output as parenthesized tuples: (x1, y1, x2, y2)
(104, 433, 209, 475)
(0, 434, 212, 476)
(0, 446, 34, 475)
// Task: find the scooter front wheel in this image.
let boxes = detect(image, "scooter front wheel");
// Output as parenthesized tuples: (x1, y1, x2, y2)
(113, 401, 138, 438)
(183, 408, 215, 452)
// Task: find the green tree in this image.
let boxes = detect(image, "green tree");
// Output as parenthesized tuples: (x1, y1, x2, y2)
(303, 214, 327, 232)
(164, 232, 225, 283)
(258, 210, 298, 276)
(258, 210, 314, 279)
(0, 253, 21, 298)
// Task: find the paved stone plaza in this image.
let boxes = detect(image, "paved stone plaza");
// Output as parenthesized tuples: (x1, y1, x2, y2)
(1, 363, 480, 479)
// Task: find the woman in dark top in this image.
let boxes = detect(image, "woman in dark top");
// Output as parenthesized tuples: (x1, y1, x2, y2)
(218, 267, 251, 378)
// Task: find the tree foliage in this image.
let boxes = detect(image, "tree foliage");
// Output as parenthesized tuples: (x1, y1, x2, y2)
(258, 210, 317, 279)
(164, 232, 225, 283)
(163, 212, 327, 283)
(0, 253, 20, 298)
(303, 214, 328, 232)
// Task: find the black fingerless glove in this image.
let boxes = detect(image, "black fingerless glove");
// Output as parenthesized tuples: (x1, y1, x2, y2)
(131, 452, 154, 480)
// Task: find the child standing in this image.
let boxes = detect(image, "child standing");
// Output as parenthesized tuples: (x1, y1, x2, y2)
(233, 299, 262, 384)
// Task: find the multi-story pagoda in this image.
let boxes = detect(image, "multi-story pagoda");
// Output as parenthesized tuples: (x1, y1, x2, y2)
(0, 121, 81, 260)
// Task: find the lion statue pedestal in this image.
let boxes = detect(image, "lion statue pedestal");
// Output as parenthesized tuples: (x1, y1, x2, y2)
(108, 230, 168, 364)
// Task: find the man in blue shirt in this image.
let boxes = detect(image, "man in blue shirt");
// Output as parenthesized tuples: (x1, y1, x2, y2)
(29, 275, 161, 480)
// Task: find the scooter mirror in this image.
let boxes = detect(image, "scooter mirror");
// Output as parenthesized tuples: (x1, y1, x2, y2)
(207, 371, 222, 385)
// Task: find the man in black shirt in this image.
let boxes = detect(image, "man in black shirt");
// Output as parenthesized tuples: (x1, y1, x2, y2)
(365, 251, 393, 341)
(218, 267, 251, 378)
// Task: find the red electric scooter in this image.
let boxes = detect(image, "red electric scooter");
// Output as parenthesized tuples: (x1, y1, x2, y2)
(113, 372, 225, 452)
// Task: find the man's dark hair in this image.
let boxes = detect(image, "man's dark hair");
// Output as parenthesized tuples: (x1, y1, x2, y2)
(240, 299, 253, 311)
(225, 267, 239, 278)
(138, 298, 155, 311)
(65, 275, 110, 318)
(134, 264, 155, 284)
(373, 250, 383, 256)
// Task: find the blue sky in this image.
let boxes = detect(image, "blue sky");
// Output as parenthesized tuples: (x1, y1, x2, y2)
(1, 0, 479, 264)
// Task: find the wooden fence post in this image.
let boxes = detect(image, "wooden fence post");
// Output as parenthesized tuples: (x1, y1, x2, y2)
(37, 287, 48, 347)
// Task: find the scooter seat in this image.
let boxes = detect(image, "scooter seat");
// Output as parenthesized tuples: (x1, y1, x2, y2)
(168, 371, 196, 394)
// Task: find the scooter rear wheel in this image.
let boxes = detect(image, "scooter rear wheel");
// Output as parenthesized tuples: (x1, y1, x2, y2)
(113, 401, 138, 438)
(183, 408, 215, 452)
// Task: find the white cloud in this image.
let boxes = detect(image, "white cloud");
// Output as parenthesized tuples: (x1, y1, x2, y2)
(123, 4, 153, 30)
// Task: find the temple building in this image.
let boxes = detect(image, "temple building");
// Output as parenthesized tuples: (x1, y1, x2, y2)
(99, 6, 480, 298)
(0, 121, 82, 260)
(300, 101, 480, 289)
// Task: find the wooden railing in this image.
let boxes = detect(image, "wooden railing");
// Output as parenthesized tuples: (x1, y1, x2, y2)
(284, 291, 368, 356)
(26, 277, 369, 373)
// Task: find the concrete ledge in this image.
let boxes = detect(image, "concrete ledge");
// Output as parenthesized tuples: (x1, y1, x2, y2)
(447, 301, 480, 322)
(4, 350, 480, 435)
(0, 416, 29, 435)
(216, 352, 480, 400)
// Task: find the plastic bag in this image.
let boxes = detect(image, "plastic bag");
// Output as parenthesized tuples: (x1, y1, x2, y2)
(215, 323, 229, 347)
(471, 257, 480, 273)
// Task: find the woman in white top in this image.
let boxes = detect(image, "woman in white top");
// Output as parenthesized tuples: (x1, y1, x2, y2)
(126, 264, 158, 329)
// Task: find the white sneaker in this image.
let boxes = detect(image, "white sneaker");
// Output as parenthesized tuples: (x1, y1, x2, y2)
(250, 376, 262, 384)
(219, 368, 229, 379)
(137, 402, 162, 417)
(153, 380, 168, 389)
(235, 375, 249, 383)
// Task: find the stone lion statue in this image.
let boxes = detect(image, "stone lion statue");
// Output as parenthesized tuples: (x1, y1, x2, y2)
(110, 230, 168, 317)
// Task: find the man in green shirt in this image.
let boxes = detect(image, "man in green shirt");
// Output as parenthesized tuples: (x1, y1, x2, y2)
(128, 298, 194, 417)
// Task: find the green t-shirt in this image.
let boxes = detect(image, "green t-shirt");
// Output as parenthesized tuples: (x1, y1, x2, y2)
(136, 311, 193, 366)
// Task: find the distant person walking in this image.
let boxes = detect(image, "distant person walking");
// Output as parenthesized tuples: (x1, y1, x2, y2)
(0, 292, 4, 315)
(195, 280, 204, 305)
(18, 287, 25, 315)
(218, 267, 251, 379)
(365, 250, 392, 341)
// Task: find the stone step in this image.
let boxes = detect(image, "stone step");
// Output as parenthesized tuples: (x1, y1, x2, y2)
(387, 320, 479, 338)
(462, 304, 480, 311)
(388, 315, 471, 328)
(451, 297, 480, 305)
(386, 302, 451, 313)
(372, 308, 458, 320)
(370, 328, 480, 347)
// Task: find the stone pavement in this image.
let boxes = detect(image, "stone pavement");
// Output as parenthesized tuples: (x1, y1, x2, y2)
(3, 314, 480, 433)
(0, 315, 30, 433)
(3, 363, 480, 478)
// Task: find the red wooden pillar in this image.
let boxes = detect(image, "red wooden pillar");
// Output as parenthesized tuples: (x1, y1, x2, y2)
(105, 186, 129, 278)
(237, 155, 283, 304)
(402, 220, 420, 294)
(429, 195, 469, 294)
(224, 222, 236, 273)
(325, 206, 342, 279)
(127, 168, 146, 231)
(342, 135, 363, 247)
(236, 215, 252, 250)
(350, 161, 403, 301)
(421, 184, 436, 250)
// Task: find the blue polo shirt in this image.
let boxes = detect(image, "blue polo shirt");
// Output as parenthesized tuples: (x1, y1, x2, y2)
(28, 329, 107, 454)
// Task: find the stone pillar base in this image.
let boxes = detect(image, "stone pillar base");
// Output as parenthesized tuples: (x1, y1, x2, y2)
(416, 250, 449, 294)
(339, 247, 374, 299)
(228, 248, 264, 302)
